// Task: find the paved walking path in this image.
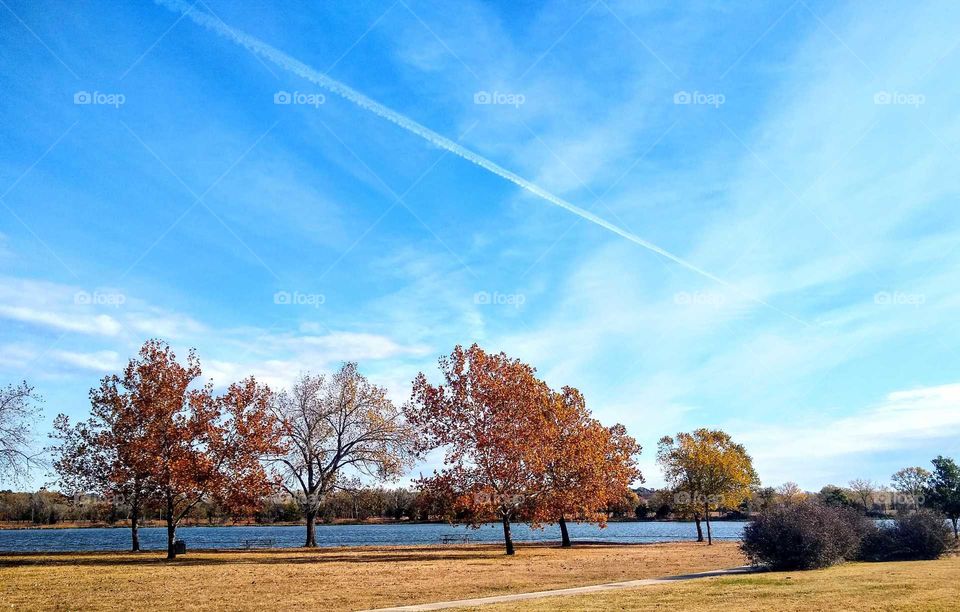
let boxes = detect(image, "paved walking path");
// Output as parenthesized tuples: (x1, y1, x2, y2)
(362, 565, 759, 611)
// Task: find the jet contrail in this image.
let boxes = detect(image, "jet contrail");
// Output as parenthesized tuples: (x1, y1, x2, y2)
(156, 0, 808, 326)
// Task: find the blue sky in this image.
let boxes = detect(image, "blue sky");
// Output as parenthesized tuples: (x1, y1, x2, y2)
(1, 0, 959, 490)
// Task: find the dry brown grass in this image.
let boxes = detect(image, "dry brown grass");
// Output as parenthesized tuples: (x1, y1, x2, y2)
(462, 555, 960, 612)
(0, 541, 743, 611)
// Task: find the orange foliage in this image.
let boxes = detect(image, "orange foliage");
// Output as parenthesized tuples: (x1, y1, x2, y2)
(62, 340, 285, 559)
(406, 344, 641, 554)
(530, 387, 642, 535)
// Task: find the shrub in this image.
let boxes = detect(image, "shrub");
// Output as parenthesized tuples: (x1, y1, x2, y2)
(741, 500, 871, 570)
(860, 510, 956, 561)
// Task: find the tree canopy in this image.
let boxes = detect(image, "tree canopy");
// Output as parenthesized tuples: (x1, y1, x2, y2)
(891, 467, 930, 511)
(406, 344, 641, 554)
(530, 386, 642, 547)
(657, 428, 758, 544)
(54, 340, 285, 558)
(924, 456, 960, 538)
(272, 364, 415, 547)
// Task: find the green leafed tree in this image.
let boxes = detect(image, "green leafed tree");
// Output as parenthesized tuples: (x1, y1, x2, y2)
(924, 456, 960, 538)
(891, 466, 931, 511)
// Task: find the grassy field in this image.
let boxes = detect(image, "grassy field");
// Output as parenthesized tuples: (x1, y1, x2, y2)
(0, 541, 744, 611)
(462, 556, 960, 612)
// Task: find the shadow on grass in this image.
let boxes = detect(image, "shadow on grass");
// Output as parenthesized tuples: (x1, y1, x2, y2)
(0, 552, 494, 568)
(655, 566, 759, 581)
(0, 540, 704, 569)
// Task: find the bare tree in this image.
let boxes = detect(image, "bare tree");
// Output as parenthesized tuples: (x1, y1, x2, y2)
(775, 482, 806, 505)
(0, 382, 43, 485)
(848, 478, 876, 513)
(273, 364, 414, 547)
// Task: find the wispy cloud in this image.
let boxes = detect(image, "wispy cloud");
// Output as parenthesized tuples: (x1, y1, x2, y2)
(47, 349, 121, 372)
(740, 382, 960, 486)
(0, 304, 122, 336)
(154, 0, 809, 325)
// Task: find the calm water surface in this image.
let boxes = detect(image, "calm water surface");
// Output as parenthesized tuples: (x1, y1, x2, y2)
(0, 521, 746, 552)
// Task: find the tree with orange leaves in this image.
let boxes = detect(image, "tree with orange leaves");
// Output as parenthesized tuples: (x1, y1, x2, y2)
(51, 398, 157, 552)
(56, 340, 285, 559)
(405, 344, 554, 555)
(531, 386, 642, 547)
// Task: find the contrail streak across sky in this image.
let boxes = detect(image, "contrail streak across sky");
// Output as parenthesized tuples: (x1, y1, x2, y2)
(156, 0, 808, 326)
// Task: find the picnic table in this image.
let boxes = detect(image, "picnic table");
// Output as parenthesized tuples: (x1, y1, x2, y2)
(440, 534, 473, 544)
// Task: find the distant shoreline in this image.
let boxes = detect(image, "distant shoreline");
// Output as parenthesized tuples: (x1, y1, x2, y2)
(0, 517, 750, 530)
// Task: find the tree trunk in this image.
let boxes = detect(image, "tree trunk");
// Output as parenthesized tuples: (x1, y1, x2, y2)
(501, 513, 515, 556)
(305, 508, 318, 547)
(558, 516, 571, 548)
(952, 517, 958, 539)
(165, 494, 177, 560)
(130, 495, 141, 553)
(694, 513, 704, 542)
(704, 501, 713, 545)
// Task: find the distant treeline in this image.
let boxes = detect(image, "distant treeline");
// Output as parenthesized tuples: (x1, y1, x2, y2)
(0, 488, 422, 526)
(0, 482, 909, 527)
(0, 487, 644, 526)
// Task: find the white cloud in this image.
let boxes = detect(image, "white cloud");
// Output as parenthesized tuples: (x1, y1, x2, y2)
(294, 331, 430, 361)
(0, 343, 38, 369)
(0, 305, 122, 336)
(0, 344, 120, 376)
(201, 330, 432, 393)
(740, 383, 960, 484)
(0, 276, 207, 342)
(0, 273, 432, 397)
(126, 311, 207, 339)
(48, 350, 121, 372)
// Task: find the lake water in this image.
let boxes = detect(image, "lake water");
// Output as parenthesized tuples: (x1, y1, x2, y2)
(0, 521, 746, 552)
